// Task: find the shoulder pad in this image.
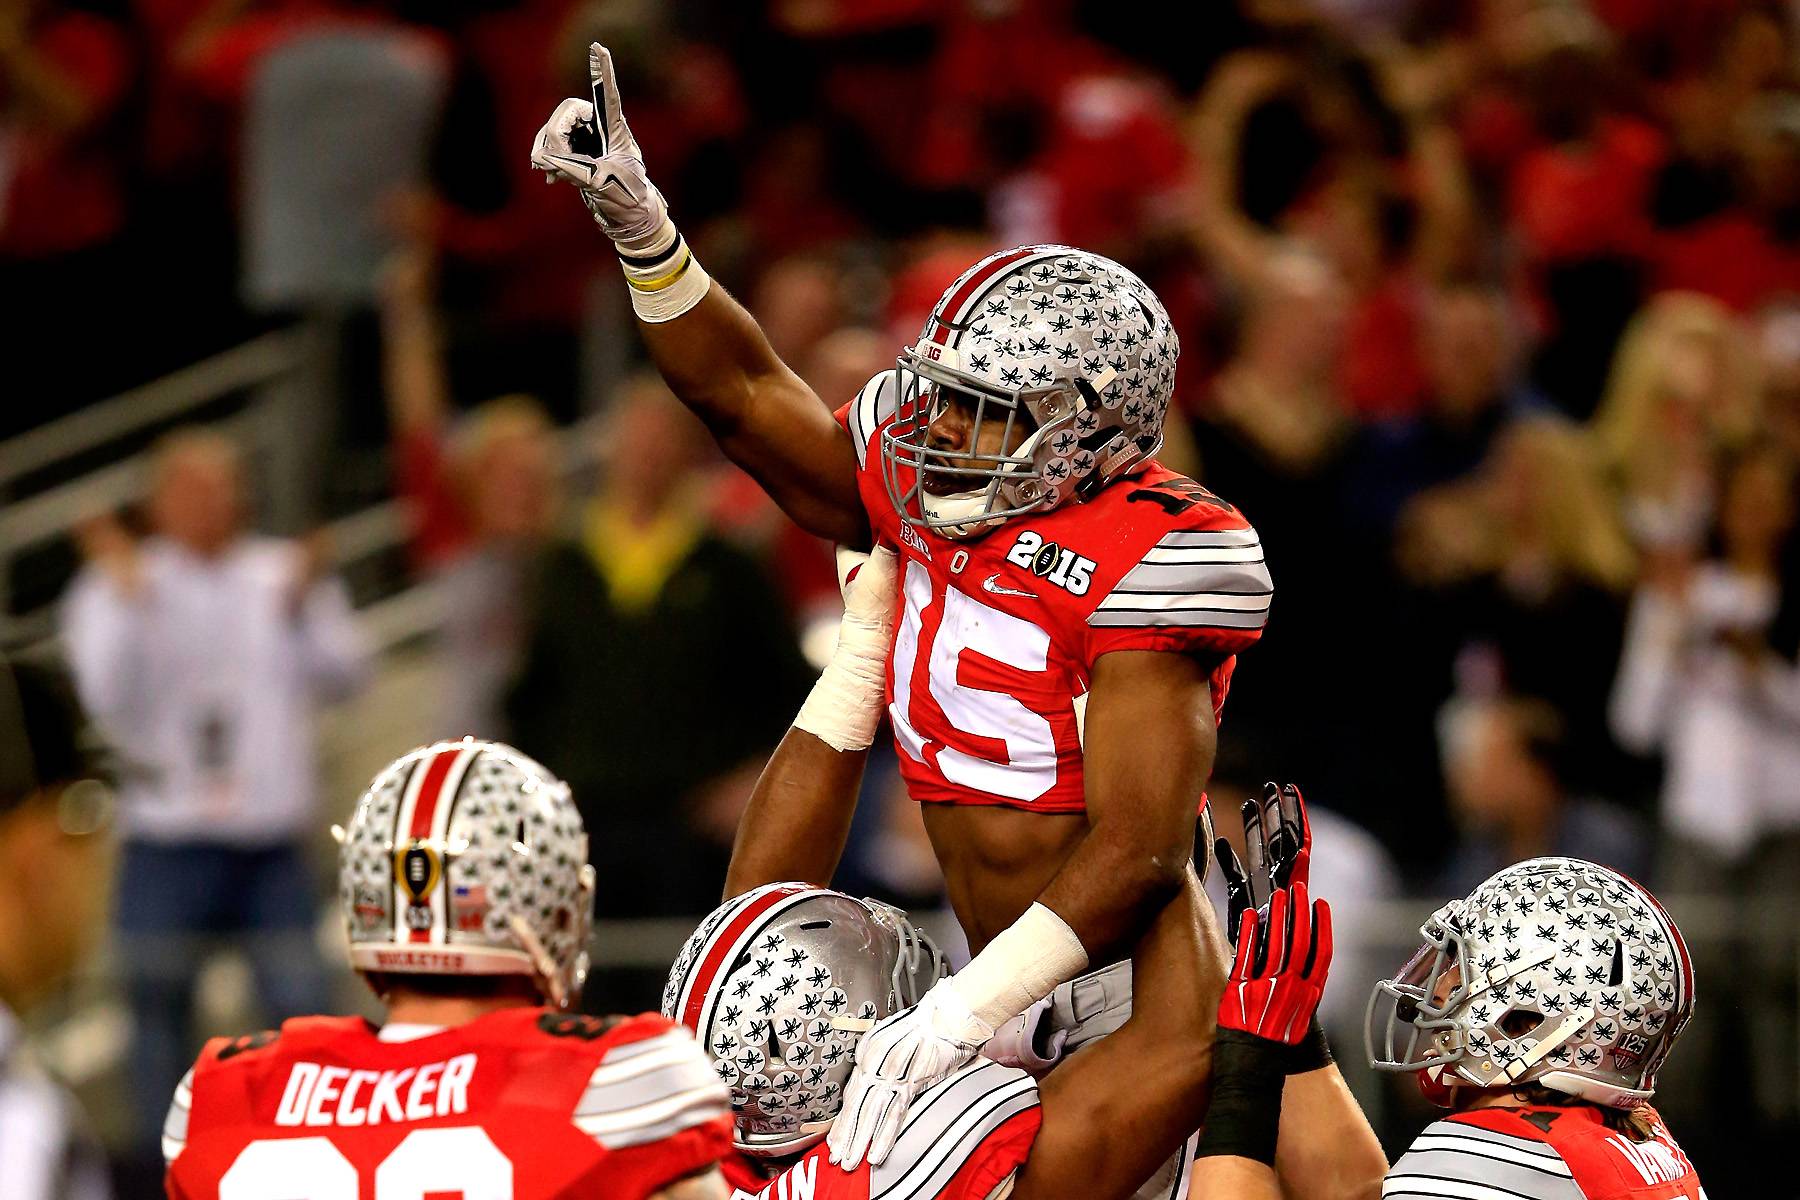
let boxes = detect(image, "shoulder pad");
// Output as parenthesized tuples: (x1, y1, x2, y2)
(537, 1011, 629, 1041)
(1384, 1117, 1583, 1200)
(848, 372, 900, 468)
(572, 1021, 730, 1151)
(869, 1060, 1039, 1200)
(213, 1030, 281, 1063)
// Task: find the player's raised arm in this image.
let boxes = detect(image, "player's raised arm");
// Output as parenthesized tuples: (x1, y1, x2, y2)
(531, 44, 865, 545)
(725, 545, 898, 895)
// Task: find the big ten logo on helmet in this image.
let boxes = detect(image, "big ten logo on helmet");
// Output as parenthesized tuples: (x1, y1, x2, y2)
(1005, 530, 1095, 595)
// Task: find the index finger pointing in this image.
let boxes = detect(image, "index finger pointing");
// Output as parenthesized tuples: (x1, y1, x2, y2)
(588, 42, 631, 159)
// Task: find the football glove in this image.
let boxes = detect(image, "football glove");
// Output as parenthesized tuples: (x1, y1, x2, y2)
(1215, 781, 1311, 962)
(530, 42, 669, 256)
(827, 977, 993, 1168)
(1219, 882, 1332, 1046)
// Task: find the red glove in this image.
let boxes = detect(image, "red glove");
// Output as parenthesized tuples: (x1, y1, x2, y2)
(1219, 883, 1332, 1046)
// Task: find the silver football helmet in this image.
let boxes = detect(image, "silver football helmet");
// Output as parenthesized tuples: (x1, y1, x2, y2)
(880, 244, 1180, 539)
(662, 883, 945, 1157)
(1366, 857, 1695, 1108)
(338, 739, 596, 1009)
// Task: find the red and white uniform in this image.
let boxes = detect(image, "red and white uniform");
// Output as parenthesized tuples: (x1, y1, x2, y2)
(841, 381, 1270, 812)
(719, 1059, 1041, 1200)
(163, 1009, 732, 1200)
(1384, 1106, 1706, 1200)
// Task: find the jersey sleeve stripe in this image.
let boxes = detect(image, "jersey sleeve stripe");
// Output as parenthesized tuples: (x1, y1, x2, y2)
(1111, 558, 1272, 596)
(871, 1061, 1025, 1177)
(161, 1069, 194, 1165)
(584, 1034, 712, 1085)
(579, 1061, 726, 1122)
(1399, 1147, 1573, 1181)
(1430, 1121, 1559, 1155)
(1383, 1170, 1581, 1200)
(1154, 529, 1262, 550)
(572, 1083, 731, 1149)
(1409, 1133, 1569, 1171)
(872, 1076, 1038, 1200)
(1097, 591, 1271, 613)
(1089, 607, 1268, 630)
(1139, 545, 1264, 566)
(850, 374, 898, 467)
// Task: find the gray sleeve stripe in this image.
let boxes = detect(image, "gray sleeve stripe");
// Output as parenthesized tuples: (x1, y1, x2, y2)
(874, 1062, 1023, 1171)
(1410, 1133, 1568, 1170)
(871, 1072, 1038, 1200)
(161, 1069, 195, 1164)
(578, 1060, 725, 1120)
(1113, 559, 1273, 597)
(1156, 530, 1261, 549)
(1421, 1122, 1561, 1157)
(1384, 1170, 1580, 1200)
(573, 1085, 730, 1147)
(1088, 608, 1268, 630)
(850, 375, 895, 467)
(1397, 1149, 1573, 1183)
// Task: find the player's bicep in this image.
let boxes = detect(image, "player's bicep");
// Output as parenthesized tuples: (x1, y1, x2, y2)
(1082, 650, 1215, 840)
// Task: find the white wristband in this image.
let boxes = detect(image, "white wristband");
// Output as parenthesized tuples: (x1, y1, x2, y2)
(947, 902, 1090, 1029)
(619, 218, 712, 323)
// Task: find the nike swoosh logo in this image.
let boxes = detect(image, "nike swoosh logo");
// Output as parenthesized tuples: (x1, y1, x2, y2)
(982, 574, 1036, 599)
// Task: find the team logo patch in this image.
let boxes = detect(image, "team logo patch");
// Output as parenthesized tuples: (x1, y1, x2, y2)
(396, 841, 441, 932)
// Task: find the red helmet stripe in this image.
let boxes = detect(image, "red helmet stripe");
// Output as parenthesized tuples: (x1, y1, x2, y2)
(680, 883, 812, 1032)
(927, 246, 1045, 345)
(409, 746, 462, 841)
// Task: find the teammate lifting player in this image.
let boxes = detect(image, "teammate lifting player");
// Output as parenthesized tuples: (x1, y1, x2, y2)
(162, 740, 733, 1200)
(531, 45, 1273, 1181)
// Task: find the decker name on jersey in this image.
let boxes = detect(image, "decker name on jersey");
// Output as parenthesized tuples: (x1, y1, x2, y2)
(1384, 1106, 1706, 1200)
(163, 1009, 732, 1200)
(721, 1058, 1040, 1200)
(841, 378, 1269, 813)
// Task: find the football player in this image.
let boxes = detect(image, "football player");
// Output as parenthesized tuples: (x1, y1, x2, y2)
(664, 867, 1331, 1200)
(1367, 858, 1705, 1200)
(533, 46, 1271, 1171)
(162, 739, 734, 1200)
(716, 546, 1386, 1200)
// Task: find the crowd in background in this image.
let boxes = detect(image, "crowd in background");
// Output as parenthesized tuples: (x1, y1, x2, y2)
(6, 0, 1800, 1192)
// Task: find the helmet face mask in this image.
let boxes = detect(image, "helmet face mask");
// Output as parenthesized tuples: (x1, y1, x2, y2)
(879, 245, 1179, 540)
(1365, 857, 1696, 1110)
(663, 884, 945, 1159)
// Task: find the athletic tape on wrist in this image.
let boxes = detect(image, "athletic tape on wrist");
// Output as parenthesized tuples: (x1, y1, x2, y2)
(1284, 1017, 1333, 1075)
(618, 222, 710, 323)
(1195, 1029, 1288, 1165)
(948, 902, 1089, 1031)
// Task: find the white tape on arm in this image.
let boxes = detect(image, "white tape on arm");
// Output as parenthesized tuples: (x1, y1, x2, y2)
(947, 902, 1090, 1030)
(793, 547, 896, 752)
(618, 217, 712, 323)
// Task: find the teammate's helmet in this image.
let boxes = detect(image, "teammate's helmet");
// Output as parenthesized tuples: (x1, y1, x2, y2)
(1366, 858, 1695, 1108)
(338, 739, 596, 1009)
(662, 883, 945, 1158)
(880, 244, 1179, 539)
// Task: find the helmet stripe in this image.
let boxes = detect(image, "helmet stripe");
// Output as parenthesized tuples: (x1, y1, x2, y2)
(679, 883, 813, 1032)
(926, 246, 1052, 346)
(393, 743, 479, 945)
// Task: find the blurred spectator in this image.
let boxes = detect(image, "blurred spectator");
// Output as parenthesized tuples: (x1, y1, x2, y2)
(1612, 444, 1800, 1144)
(1438, 693, 1650, 896)
(1393, 417, 1636, 800)
(380, 246, 560, 740)
(57, 428, 370, 1163)
(1591, 291, 1761, 555)
(0, 659, 114, 1200)
(0, 0, 133, 428)
(504, 377, 810, 922)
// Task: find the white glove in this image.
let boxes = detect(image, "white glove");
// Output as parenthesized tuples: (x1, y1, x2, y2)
(981, 996, 1070, 1072)
(828, 976, 993, 1169)
(794, 545, 899, 752)
(529, 42, 669, 255)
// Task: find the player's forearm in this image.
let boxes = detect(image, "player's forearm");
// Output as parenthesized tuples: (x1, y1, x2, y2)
(725, 728, 867, 895)
(635, 286, 869, 544)
(1275, 1066, 1388, 1200)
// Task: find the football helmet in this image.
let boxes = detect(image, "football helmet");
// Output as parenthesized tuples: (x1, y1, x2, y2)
(880, 244, 1179, 539)
(1366, 857, 1695, 1108)
(338, 738, 596, 1009)
(662, 883, 945, 1158)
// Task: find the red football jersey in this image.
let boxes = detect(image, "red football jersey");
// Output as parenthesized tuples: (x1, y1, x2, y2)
(840, 378, 1270, 812)
(718, 1060, 1041, 1200)
(164, 1009, 733, 1200)
(1385, 1105, 1705, 1200)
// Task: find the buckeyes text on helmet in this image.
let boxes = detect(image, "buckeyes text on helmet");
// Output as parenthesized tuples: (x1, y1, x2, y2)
(880, 245, 1180, 539)
(337, 738, 597, 1010)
